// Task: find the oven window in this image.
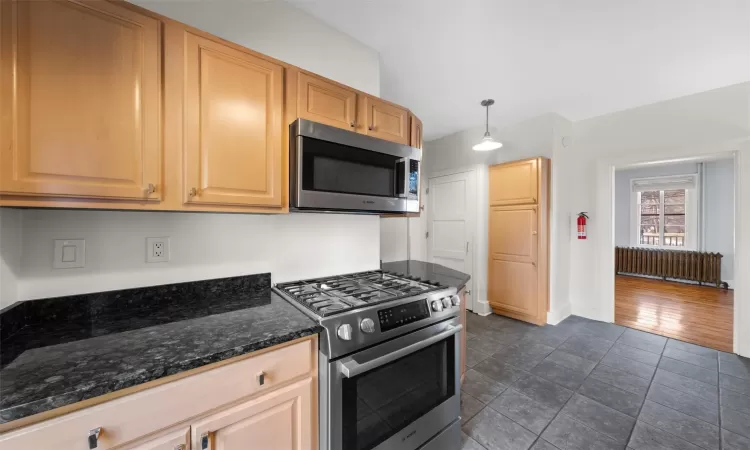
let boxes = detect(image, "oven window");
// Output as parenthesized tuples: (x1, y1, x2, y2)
(301, 137, 397, 197)
(341, 337, 456, 450)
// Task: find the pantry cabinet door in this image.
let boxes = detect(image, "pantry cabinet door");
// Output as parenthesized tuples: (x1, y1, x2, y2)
(182, 31, 284, 207)
(488, 159, 539, 206)
(297, 71, 358, 131)
(360, 96, 409, 145)
(0, 0, 161, 200)
(191, 377, 313, 450)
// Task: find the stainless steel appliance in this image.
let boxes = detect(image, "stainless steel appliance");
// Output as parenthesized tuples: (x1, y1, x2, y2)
(289, 119, 421, 214)
(274, 271, 461, 450)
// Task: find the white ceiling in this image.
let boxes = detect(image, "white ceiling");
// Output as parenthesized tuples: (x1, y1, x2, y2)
(286, 0, 750, 140)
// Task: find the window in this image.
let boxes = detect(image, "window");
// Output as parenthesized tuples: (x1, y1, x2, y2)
(631, 175, 698, 250)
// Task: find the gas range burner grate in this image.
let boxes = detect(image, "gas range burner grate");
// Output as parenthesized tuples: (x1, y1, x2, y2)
(275, 270, 447, 317)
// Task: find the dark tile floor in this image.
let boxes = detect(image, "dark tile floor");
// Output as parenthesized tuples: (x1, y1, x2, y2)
(461, 313, 750, 450)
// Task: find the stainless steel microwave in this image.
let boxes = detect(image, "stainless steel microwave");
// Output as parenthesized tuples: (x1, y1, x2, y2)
(290, 119, 421, 214)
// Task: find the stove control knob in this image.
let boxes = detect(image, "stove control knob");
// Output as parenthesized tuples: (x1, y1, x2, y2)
(337, 324, 353, 341)
(442, 297, 451, 309)
(451, 295, 461, 307)
(360, 318, 376, 334)
(431, 300, 443, 312)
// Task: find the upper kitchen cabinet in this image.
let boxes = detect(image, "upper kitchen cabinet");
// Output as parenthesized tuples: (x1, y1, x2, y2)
(178, 28, 285, 208)
(360, 95, 410, 145)
(489, 158, 539, 206)
(296, 71, 358, 131)
(410, 113, 423, 149)
(0, 0, 162, 201)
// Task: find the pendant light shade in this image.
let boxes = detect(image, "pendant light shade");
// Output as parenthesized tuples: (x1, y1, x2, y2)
(473, 99, 503, 151)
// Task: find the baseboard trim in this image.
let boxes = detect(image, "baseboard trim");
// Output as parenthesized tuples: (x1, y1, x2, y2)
(474, 298, 492, 316)
(547, 303, 572, 325)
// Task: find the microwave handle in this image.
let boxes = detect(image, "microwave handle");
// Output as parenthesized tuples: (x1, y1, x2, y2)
(396, 158, 408, 198)
(338, 324, 462, 378)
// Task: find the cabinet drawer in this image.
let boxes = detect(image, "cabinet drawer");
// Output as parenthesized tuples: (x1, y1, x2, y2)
(0, 339, 314, 450)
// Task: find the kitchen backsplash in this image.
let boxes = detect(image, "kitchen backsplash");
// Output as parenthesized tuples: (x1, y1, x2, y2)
(0, 208, 380, 306)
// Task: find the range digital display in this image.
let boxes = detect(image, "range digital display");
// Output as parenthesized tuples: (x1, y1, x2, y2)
(378, 300, 430, 332)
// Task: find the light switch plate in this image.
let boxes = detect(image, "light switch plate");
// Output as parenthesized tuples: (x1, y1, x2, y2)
(53, 239, 85, 269)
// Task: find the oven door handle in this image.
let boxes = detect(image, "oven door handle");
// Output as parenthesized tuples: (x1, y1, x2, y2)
(338, 324, 463, 378)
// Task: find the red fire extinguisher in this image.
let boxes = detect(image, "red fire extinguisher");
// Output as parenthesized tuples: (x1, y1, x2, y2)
(577, 212, 589, 240)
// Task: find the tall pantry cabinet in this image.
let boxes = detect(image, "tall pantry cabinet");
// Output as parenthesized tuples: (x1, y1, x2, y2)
(488, 158, 550, 325)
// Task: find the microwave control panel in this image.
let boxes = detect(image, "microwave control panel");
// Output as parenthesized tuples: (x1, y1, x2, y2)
(377, 299, 430, 332)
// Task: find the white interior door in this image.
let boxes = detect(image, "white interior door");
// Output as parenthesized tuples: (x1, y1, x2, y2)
(427, 171, 476, 310)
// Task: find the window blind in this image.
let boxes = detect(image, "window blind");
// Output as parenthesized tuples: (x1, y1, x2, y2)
(632, 174, 698, 192)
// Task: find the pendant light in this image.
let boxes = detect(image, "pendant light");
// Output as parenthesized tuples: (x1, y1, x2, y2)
(472, 99, 503, 151)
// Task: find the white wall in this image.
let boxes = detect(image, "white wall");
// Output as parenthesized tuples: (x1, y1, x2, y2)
(704, 159, 736, 282)
(559, 82, 749, 355)
(0, 208, 22, 308)
(5, 210, 378, 304)
(129, 0, 380, 96)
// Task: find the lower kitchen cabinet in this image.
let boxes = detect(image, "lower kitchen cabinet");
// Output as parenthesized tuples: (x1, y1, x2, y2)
(192, 377, 313, 450)
(120, 427, 190, 450)
(0, 337, 317, 450)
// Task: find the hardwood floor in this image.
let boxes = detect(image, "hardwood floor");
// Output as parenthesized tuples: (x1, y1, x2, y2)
(615, 275, 734, 352)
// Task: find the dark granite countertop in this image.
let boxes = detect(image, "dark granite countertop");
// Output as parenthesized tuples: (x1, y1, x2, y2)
(382, 260, 470, 290)
(0, 274, 322, 424)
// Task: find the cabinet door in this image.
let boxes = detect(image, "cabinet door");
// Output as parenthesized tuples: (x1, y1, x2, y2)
(489, 159, 538, 206)
(191, 377, 313, 450)
(122, 428, 190, 450)
(297, 72, 357, 131)
(488, 205, 541, 323)
(360, 96, 409, 145)
(183, 31, 284, 207)
(0, 0, 161, 200)
(409, 113, 423, 149)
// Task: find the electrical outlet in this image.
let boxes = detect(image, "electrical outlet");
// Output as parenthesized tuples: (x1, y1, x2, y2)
(146, 237, 170, 263)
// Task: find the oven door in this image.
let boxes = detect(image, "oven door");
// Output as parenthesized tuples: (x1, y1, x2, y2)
(324, 317, 461, 450)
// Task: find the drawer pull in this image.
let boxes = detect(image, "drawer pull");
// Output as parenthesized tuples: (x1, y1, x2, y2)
(201, 432, 210, 450)
(257, 371, 266, 386)
(88, 427, 102, 449)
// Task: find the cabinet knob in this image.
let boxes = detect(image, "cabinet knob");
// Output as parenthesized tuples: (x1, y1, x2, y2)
(145, 183, 156, 196)
(257, 371, 265, 386)
(532, 231, 538, 235)
(532, 197, 536, 203)
(189, 187, 198, 197)
(368, 125, 374, 131)
(88, 427, 102, 449)
(350, 121, 356, 128)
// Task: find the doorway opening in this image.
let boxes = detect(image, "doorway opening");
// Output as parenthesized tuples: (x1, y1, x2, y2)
(612, 157, 735, 351)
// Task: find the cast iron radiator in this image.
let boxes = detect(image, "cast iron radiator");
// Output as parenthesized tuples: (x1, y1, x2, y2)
(615, 247, 726, 288)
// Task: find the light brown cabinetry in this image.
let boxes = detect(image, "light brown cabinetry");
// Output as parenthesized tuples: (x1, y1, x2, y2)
(0, 0, 162, 201)
(181, 31, 284, 208)
(0, 337, 317, 450)
(489, 159, 539, 206)
(360, 95, 410, 145)
(121, 428, 190, 450)
(488, 158, 549, 325)
(410, 113, 423, 149)
(0, 0, 422, 212)
(192, 378, 313, 450)
(297, 71, 358, 131)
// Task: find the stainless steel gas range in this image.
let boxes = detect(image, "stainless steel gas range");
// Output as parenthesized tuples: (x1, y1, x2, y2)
(274, 271, 462, 450)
